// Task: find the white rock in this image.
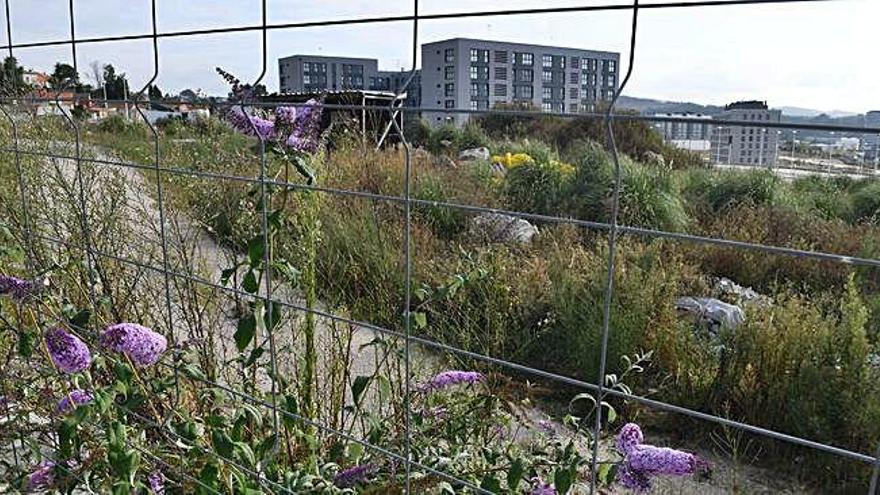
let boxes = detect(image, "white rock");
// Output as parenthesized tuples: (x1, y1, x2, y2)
(470, 213, 538, 244)
(458, 147, 490, 162)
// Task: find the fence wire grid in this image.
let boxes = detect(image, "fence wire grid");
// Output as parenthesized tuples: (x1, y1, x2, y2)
(3, 0, 880, 493)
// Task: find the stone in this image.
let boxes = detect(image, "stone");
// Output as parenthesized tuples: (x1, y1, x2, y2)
(458, 147, 490, 162)
(712, 277, 770, 306)
(470, 213, 538, 244)
(675, 296, 745, 337)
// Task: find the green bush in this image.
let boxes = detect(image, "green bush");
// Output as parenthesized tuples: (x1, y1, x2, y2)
(850, 181, 880, 224)
(413, 176, 468, 239)
(96, 114, 145, 136)
(682, 168, 779, 215)
(455, 122, 489, 151)
(503, 157, 574, 216)
(426, 123, 459, 155)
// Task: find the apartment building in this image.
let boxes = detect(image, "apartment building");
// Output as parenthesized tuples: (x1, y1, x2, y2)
(864, 111, 880, 164)
(652, 112, 713, 152)
(278, 55, 379, 93)
(420, 38, 620, 126)
(710, 101, 782, 166)
(371, 69, 422, 109)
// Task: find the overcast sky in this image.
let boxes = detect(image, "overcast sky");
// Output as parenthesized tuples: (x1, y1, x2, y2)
(3, 0, 878, 113)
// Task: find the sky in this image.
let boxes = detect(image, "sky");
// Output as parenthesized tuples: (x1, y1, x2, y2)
(3, 0, 878, 113)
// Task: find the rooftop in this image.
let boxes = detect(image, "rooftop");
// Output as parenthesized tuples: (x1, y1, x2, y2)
(725, 100, 769, 111)
(423, 37, 619, 57)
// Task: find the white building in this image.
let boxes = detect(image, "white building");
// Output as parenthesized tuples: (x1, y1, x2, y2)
(652, 113, 713, 152)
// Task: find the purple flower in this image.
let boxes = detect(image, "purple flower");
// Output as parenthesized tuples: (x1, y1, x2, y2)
(420, 370, 485, 392)
(537, 420, 555, 435)
(333, 464, 375, 488)
(225, 106, 275, 140)
(617, 465, 651, 492)
(27, 460, 75, 490)
(57, 389, 94, 413)
(283, 99, 323, 153)
(420, 405, 448, 420)
(274, 106, 297, 126)
(529, 477, 557, 495)
(616, 422, 644, 454)
(0, 275, 37, 301)
(615, 423, 702, 492)
(148, 470, 165, 494)
(45, 327, 91, 374)
(101, 323, 167, 367)
(27, 460, 55, 490)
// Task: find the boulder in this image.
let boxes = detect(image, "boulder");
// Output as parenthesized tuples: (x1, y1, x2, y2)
(675, 296, 745, 338)
(470, 213, 538, 244)
(458, 147, 490, 162)
(712, 277, 770, 306)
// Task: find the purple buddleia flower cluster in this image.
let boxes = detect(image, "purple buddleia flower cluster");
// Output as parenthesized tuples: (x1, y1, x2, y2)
(45, 327, 91, 374)
(27, 459, 76, 490)
(226, 106, 275, 140)
(148, 470, 165, 494)
(419, 370, 485, 392)
(333, 464, 375, 488)
(529, 477, 557, 495)
(281, 100, 323, 154)
(101, 323, 167, 367)
(0, 274, 37, 301)
(615, 423, 703, 492)
(57, 389, 94, 413)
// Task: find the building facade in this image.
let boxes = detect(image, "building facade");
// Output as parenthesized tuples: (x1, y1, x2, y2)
(372, 69, 422, 109)
(710, 101, 782, 166)
(278, 55, 379, 93)
(421, 38, 620, 126)
(864, 111, 880, 164)
(652, 112, 713, 152)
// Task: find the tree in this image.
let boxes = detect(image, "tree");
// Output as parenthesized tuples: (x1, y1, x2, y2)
(148, 84, 163, 100)
(101, 64, 130, 100)
(0, 56, 27, 95)
(48, 63, 79, 90)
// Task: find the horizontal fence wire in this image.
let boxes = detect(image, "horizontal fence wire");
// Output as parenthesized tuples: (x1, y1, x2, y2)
(0, 0, 839, 51)
(4, 0, 880, 493)
(3, 95, 880, 135)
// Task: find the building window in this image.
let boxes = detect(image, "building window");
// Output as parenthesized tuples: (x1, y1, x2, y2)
(341, 64, 364, 89)
(542, 54, 553, 68)
(470, 100, 478, 110)
(445, 83, 455, 97)
(494, 67, 507, 80)
(445, 66, 454, 80)
(570, 87, 579, 99)
(569, 72, 579, 85)
(608, 60, 617, 73)
(444, 48, 455, 63)
(494, 84, 507, 97)
(606, 75, 615, 87)
(558, 56, 566, 69)
(515, 52, 533, 66)
(542, 87, 552, 100)
(571, 56, 579, 69)
(494, 50, 508, 64)
(470, 48, 488, 63)
(514, 69, 533, 83)
(542, 70, 552, 84)
(542, 102, 552, 112)
(514, 85, 533, 99)
(581, 58, 589, 71)
(445, 99, 455, 109)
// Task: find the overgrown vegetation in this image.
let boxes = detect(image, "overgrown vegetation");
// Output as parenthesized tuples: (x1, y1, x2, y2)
(5, 108, 880, 491)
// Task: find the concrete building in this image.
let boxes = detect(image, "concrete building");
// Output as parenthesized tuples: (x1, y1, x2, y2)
(864, 111, 880, 164)
(710, 101, 782, 166)
(420, 38, 620, 125)
(372, 69, 422, 109)
(652, 112, 713, 152)
(278, 55, 379, 93)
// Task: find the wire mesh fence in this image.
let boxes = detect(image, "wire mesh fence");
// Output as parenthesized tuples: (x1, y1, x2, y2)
(2, 0, 880, 493)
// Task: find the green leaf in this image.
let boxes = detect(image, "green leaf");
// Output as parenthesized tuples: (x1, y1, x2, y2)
(507, 457, 524, 491)
(197, 463, 220, 494)
(554, 465, 575, 494)
(602, 401, 617, 424)
(480, 474, 502, 493)
(264, 302, 282, 332)
(17, 329, 34, 358)
(412, 311, 427, 330)
(247, 235, 266, 267)
(292, 155, 316, 184)
(212, 430, 235, 458)
(376, 375, 392, 403)
(234, 314, 256, 352)
(69, 309, 91, 328)
(597, 463, 617, 485)
(352, 376, 371, 407)
(220, 267, 237, 286)
(244, 346, 265, 367)
(242, 270, 259, 294)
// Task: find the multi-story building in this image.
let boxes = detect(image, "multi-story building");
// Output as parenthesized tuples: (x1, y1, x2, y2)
(710, 101, 782, 166)
(420, 38, 620, 126)
(863, 111, 880, 165)
(371, 69, 422, 109)
(652, 112, 713, 152)
(278, 55, 379, 93)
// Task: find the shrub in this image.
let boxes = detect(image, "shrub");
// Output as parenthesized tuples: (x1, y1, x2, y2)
(455, 122, 489, 151)
(850, 181, 880, 224)
(503, 156, 575, 216)
(413, 176, 468, 239)
(681, 168, 779, 216)
(426, 123, 459, 155)
(96, 114, 145, 136)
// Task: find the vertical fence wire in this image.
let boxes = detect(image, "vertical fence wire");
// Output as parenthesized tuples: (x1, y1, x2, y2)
(60, 0, 97, 310)
(590, 1, 640, 492)
(130, 0, 181, 407)
(249, 0, 282, 471)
